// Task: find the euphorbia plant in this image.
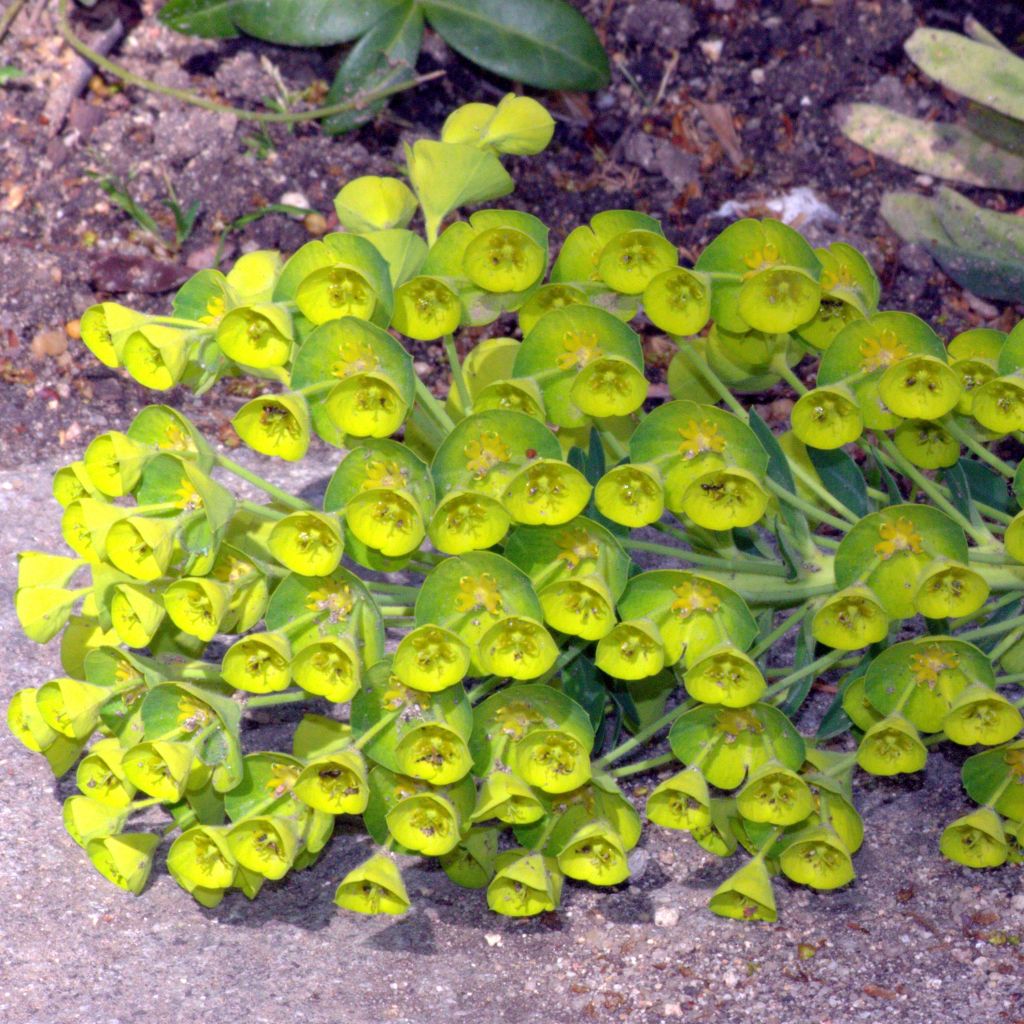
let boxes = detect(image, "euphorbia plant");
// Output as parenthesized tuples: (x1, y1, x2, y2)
(10, 95, 1024, 921)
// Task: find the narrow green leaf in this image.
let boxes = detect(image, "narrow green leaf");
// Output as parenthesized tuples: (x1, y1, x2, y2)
(941, 461, 983, 527)
(957, 456, 1011, 513)
(807, 446, 870, 518)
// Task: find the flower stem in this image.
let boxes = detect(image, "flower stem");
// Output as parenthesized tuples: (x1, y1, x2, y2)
(246, 688, 311, 709)
(593, 700, 694, 769)
(414, 377, 456, 434)
(765, 648, 846, 704)
(214, 453, 310, 511)
(353, 709, 403, 751)
(749, 604, 813, 660)
(609, 751, 676, 778)
(443, 334, 473, 414)
(763, 477, 852, 533)
(623, 538, 789, 576)
(942, 417, 1016, 478)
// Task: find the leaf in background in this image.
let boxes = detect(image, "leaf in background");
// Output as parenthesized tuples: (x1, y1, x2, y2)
(815, 655, 870, 740)
(941, 461, 983, 528)
(867, 450, 903, 506)
(957, 456, 1011, 514)
(421, 0, 610, 91)
(159, 0, 404, 45)
(807, 446, 869, 518)
(562, 657, 606, 734)
(841, 104, 1024, 190)
(905, 27, 1024, 123)
(324, 1, 424, 135)
(749, 409, 812, 551)
(779, 615, 818, 719)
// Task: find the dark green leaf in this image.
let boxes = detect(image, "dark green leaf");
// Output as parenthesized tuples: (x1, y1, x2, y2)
(779, 617, 818, 718)
(158, 0, 244, 38)
(957, 456, 1012, 513)
(324, 2, 424, 134)
(562, 657, 606, 734)
(421, 0, 610, 91)
(816, 653, 870, 740)
(872, 452, 903, 505)
(941, 461, 983, 527)
(807, 445, 869, 518)
(750, 409, 812, 551)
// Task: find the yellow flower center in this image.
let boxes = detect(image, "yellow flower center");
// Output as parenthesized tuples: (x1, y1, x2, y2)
(198, 294, 226, 326)
(362, 459, 407, 491)
(859, 328, 910, 372)
(555, 527, 600, 570)
(454, 573, 503, 615)
(265, 762, 301, 798)
(742, 241, 780, 276)
(910, 646, 960, 689)
(677, 418, 726, 460)
(306, 583, 355, 620)
(464, 431, 511, 479)
(874, 517, 924, 559)
(671, 579, 721, 618)
(555, 329, 603, 371)
(331, 338, 379, 379)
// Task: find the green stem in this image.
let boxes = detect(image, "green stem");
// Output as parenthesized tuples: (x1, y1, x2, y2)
(245, 688, 311, 709)
(988, 624, 1024, 663)
(353, 709, 403, 750)
(942, 417, 1016, 478)
(774, 360, 809, 396)
(594, 699, 694, 769)
(56, 0, 444, 124)
(821, 751, 859, 778)
(408, 403, 447, 453)
(877, 436, 995, 547)
(609, 751, 677, 778)
(414, 377, 456, 434)
(998, 672, 1024, 686)
(469, 674, 507, 706)
(749, 604, 813, 660)
(787, 459, 860, 526)
(623, 538, 789, 576)
(600, 429, 629, 462)
(379, 605, 415, 617)
(765, 648, 846, 704)
(698, 571, 837, 607)
(443, 334, 473, 414)
(651, 521, 778, 568)
(214, 453, 310, 511)
(239, 499, 288, 522)
(764, 477, 852, 533)
(162, 810, 197, 838)
(366, 582, 421, 599)
(676, 345, 748, 418)
(959, 611, 1024, 643)
(951, 591, 1021, 630)
(982, 774, 1013, 809)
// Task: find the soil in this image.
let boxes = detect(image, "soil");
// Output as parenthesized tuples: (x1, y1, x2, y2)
(2, 2, 1024, 1023)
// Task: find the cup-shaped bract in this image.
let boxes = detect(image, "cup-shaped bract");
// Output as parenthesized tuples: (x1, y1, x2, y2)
(334, 852, 410, 915)
(391, 275, 462, 340)
(86, 832, 161, 894)
(168, 825, 238, 907)
(325, 372, 408, 440)
(105, 515, 178, 581)
(334, 175, 418, 232)
(122, 740, 196, 803)
(486, 849, 563, 917)
(779, 827, 855, 890)
(36, 677, 111, 740)
(598, 229, 677, 294)
(269, 510, 344, 577)
(971, 375, 1024, 433)
(345, 487, 424, 558)
(739, 266, 821, 334)
(232, 393, 311, 462)
(386, 791, 461, 856)
(121, 324, 195, 391)
(570, 355, 648, 419)
(227, 815, 302, 881)
(736, 761, 814, 827)
(84, 431, 151, 497)
(63, 795, 128, 848)
(893, 420, 960, 469)
(111, 582, 166, 649)
(878, 354, 960, 420)
(15, 586, 83, 645)
(708, 857, 777, 922)
(76, 738, 136, 807)
(291, 636, 361, 703)
(8, 688, 59, 754)
(556, 819, 630, 886)
(477, 615, 558, 681)
(942, 686, 1023, 747)
(395, 722, 473, 787)
(857, 715, 927, 776)
(79, 301, 148, 367)
(594, 462, 665, 528)
(643, 267, 712, 335)
(464, 226, 546, 294)
(683, 645, 766, 708)
(393, 625, 470, 693)
(222, 632, 291, 694)
(939, 808, 1007, 869)
(164, 577, 232, 642)
(478, 94, 555, 155)
(501, 459, 592, 526)
(791, 385, 864, 449)
(681, 467, 769, 531)
(215, 303, 293, 368)
(539, 574, 616, 642)
(646, 768, 711, 832)
(471, 771, 545, 825)
(513, 728, 591, 795)
(517, 283, 587, 337)
(811, 586, 889, 650)
(429, 492, 511, 555)
(595, 619, 666, 680)
(295, 750, 369, 816)
(296, 263, 377, 324)
(913, 561, 989, 621)
(441, 827, 500, 889)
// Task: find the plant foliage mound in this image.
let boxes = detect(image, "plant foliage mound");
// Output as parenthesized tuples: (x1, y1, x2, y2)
(10, 96, 1024, 923)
